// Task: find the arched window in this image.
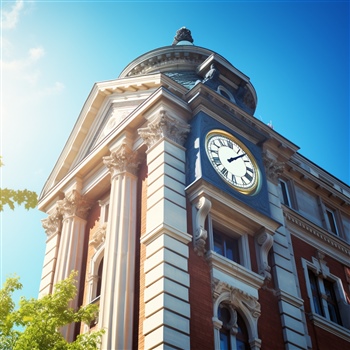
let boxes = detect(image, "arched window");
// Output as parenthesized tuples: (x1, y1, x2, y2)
(218, 303, 249, 350)
(212, 280, 261, 350)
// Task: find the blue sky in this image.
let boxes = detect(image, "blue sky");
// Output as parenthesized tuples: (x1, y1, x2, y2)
(1, 0, 349, 301)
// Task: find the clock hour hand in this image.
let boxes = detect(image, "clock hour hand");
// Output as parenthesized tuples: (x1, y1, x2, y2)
(227, 153, 246, 163)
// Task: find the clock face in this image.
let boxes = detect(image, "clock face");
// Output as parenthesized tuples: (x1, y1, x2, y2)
(205, 130, 260, 195)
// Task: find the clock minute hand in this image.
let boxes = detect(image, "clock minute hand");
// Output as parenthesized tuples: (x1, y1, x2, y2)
(227, 153, 246, 163)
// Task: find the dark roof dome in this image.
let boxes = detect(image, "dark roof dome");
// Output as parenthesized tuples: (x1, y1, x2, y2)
(119, 28, 257, 114)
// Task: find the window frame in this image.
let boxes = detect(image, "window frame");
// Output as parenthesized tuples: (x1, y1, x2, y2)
(302, 257, 350, 332)
(278, 178, 297, 209)
(207, 213, 250, 270)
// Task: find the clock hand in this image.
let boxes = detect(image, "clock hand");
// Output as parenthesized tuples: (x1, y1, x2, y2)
(227, 153, 246, 163)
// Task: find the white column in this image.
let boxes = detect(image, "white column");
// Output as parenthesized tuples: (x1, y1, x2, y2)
(138, 109, 192, 350)
(53, 189, 90, 341)
(99, 143, 139, 350)
(39, 208, 62, 297)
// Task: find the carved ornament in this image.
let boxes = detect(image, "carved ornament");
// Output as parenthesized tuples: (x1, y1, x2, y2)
(138, 110, 190, 148)
(262, 151, 285, 182)
(42, 208, 62, 237)
(212, 279, 261, 319)
(193, 197, 212, 256)
(103, 143, 139, 177)
(255, 229, 274, 281)
(89, 222, 107, 249)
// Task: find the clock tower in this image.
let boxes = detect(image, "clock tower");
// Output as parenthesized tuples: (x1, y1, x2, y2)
(38, 28, 350, 350)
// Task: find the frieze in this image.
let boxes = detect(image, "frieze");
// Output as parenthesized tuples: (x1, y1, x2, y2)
(284, 210, 350, 257)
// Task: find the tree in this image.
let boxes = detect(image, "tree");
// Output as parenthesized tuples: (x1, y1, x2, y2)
(0, 157, 38, 211)
(0, 272, 104, 350)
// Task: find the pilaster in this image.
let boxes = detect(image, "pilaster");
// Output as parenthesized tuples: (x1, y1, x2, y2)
(99, 143, 139, 350)
(39, 207, 62, 297)
(138, 109, 192, 349)
(264, 152, 309, 349)
(53, 188, 90, 341)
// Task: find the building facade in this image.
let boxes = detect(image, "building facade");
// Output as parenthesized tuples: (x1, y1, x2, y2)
(38, 28, 350, 349)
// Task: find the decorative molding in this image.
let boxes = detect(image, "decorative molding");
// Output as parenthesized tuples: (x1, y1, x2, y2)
(193, 196, 212, 256)
(284, 210, 350, 257)
(103, 143, 139, 178)
(262, 151, 285, 182)
(212, 279, 261, 319)
(312, 250, 330, 279)
(41, 208, 62, 237)
(255, 229, 274, 281)
(57, 190, 91, 220)
(89, 221, 107, 250)
(309, 312, 350, 342)
(138, 110, 190, 148)
(212, 279, 262, 350)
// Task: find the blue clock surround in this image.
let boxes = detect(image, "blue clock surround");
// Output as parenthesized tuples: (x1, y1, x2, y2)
(185, 111, 271, 217)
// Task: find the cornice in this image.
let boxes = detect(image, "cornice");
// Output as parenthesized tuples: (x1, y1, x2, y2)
(119, 45, 215, 78)
(284, 207, 350, 261)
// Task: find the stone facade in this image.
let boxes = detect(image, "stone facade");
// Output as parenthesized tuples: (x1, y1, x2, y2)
(38, 29, 350, 349)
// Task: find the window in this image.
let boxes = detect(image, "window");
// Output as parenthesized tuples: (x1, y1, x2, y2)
(307, 270, 342, 326)
(95, 257, 104, 299)
(214, 229, 240, 264)
(325, 206, 339, 235)
(218, 304, 249, 350)
(279, 179, 291, 207)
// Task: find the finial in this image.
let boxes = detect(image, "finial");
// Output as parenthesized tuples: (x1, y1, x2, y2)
(172, 27, 194, 45)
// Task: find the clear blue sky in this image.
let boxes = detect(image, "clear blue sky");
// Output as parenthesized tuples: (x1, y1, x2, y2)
(1, 0, 349, 301)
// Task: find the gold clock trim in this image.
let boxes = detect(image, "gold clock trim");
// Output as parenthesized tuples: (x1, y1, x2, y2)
(205, 129, 261, 195)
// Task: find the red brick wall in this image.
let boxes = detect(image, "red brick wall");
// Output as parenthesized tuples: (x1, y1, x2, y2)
(135, 160, 148, 349)
(292, 234, 350, 349)
(258, 287, 285, 350)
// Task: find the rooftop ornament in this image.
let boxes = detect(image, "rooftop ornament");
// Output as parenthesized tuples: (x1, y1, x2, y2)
(172, 27, 194, 45)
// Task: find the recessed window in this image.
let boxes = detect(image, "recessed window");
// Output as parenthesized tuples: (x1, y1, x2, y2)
(308, 270, 342, 326)
(218, 304, 249, 350)
(279, 179, 291, 207)
(214, 229, 240, 264)
(325, 207, 339, 235)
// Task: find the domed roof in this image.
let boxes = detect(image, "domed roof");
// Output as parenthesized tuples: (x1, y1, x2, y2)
(119, 28, 257, 114)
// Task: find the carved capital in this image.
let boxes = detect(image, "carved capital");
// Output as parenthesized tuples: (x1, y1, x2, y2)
(42, 208, 62, 237)
(256, 229, 274, 281)
(263, 151, 285, 182)
(57, 190, 91, 220)
(138, 110, 190, 148)
(103, 143, 139, 178)
(193, 197, 211, 256)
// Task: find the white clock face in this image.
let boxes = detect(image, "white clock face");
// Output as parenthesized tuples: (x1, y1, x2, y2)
(205, 130, 260, 194)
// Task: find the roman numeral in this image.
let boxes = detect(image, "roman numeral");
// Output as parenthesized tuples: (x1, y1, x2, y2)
(221, 167, 228, 177)
(212, 156, 221, 165)
(245, 172, 253, 182)
(226, 140, 233, 148)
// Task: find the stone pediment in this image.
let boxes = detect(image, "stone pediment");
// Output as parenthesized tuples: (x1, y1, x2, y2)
(39, 75, 164, 199)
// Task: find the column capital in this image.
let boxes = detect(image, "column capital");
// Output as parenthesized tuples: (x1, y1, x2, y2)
(103, 143, 139, 178)
(42, 208, 62, 237)
(57, 190, 91, 220)
(138, 109, 190, 148)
